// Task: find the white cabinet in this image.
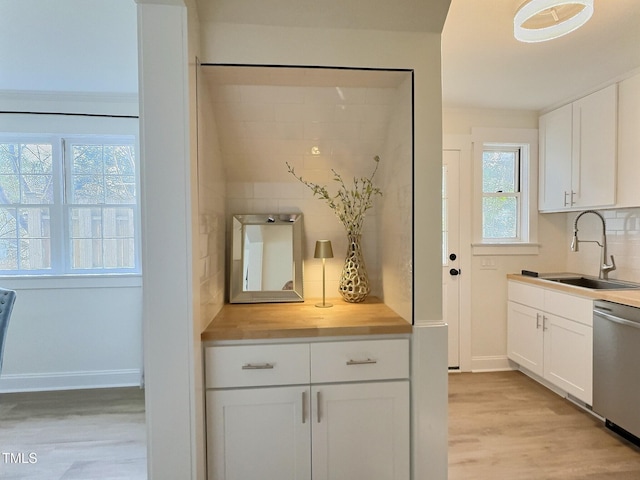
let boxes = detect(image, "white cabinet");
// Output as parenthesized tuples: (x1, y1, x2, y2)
(507, 302, 544, 376)
(312, 382, 409, 480)
(615, 72, 640, 208)
(205, 338, 410, 480)
(539, 84, 617, 212)
(539, 103, 573, 211)
(507, 281, 593, 404)
(206, 386, 311, 480)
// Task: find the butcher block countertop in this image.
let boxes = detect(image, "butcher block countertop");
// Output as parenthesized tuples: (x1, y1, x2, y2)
(201, 296, 412, 341)
(508, 273, 640, 309)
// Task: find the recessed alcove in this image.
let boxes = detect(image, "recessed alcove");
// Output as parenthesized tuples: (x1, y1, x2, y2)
(196, 65, 413, 321)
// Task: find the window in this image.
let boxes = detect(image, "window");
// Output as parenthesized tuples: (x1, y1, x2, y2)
(482, 147, 521, 240)
(0, 135, 139, 275)
(471, 128, 538, 255)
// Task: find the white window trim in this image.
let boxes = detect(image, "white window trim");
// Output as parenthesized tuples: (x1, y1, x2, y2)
(0, 114, 141, 276)
(472, 127, 539, 256)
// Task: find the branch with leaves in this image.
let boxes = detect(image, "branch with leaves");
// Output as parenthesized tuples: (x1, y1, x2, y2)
(287, 155, 382, 236)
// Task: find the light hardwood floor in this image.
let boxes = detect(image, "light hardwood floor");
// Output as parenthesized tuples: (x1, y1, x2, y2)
(0, 387, 146, 480)
(449, 371, 640, 480)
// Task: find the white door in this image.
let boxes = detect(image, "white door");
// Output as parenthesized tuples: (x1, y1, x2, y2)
(443, 150, 461, 368)
(206, 386, 311, 480)
(311, 381, 410, 480)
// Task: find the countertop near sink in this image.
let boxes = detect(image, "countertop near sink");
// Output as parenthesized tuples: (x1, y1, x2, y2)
(508, 274, 640, 309)
(201, 296, 412, 341)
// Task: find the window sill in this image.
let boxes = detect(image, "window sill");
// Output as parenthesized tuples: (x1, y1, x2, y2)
(472, 243, 540, 256)
(0, 274, 142, 290)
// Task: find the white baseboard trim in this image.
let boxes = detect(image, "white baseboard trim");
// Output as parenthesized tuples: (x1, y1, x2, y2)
(470, 355, 515, 372)
(0, 369, 142, 393)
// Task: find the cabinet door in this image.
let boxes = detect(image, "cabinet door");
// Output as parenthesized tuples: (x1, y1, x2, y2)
(572, 84, 617, 208)
(206, 386, 311, 480)
(539, 103, 573, 211)
(543, 314, 593, 405)
(507, 301, 544, 376)
(616, 73, 640, 208)
(312, 381, 410, 480)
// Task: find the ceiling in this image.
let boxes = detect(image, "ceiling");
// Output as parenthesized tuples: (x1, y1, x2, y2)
(196, 0, 640, 113)
(442, 0, 640, 111)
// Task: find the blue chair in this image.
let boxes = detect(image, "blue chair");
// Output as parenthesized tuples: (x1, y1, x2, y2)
(0, 288, 16, 375)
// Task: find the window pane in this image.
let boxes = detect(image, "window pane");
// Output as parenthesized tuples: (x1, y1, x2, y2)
(73, 175, 105, 204)
(0, 207, 50, 270)
(71, 143, 136, 205)
(482, 196, 518, 239)
(0, 143, 53, 205)
(105, 175, 136, 203)
(482, 151, 516, 193)
(72, 145, 104, 174)
(70, 206, 135, 270)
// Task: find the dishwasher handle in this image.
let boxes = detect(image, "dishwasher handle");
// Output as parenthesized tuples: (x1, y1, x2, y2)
(594, 309, 640, 330)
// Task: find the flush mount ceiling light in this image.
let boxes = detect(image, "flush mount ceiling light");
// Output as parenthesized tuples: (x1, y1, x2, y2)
(514, 0, 594, 43)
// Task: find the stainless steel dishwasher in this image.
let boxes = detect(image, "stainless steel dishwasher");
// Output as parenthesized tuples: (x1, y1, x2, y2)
(593, 300, 640, 445)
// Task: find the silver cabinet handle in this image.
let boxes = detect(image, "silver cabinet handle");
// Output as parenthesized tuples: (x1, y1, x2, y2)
(241, 363, 274, 370)
(536, 313, 542, 329)
(542, 315, 548, 331)
(302, 390, 306, 424)
(346, 358, 377, 366)
(317, 391, 321, 423)
(564, 191, 570, 207)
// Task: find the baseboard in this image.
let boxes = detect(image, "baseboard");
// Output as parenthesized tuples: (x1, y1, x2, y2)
(470, 355, 515, 372)
(0, 369, 142, 393)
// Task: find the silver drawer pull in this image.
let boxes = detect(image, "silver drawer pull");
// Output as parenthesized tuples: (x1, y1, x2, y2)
(346, 358, 377, 366)
(241, 363, 275, 370)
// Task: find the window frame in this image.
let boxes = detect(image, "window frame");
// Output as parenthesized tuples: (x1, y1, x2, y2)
(471, 128, 539, 256)
(481, 145, 522, 241)
(0, 132, 141, 276)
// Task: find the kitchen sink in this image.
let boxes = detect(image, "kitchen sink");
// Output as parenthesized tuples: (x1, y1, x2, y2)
(543, 276, 640, 290)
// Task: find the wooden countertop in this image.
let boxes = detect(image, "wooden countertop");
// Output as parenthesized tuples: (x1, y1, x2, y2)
(507, 273, 640, 308)
(201, 296, 412, 341)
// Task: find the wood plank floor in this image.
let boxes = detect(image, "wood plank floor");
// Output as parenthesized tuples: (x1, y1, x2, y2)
(449, 371, 640, 480)
(0, 387, 146, 480)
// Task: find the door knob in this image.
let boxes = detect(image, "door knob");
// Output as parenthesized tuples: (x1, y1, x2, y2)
(449, 268, 460, 276)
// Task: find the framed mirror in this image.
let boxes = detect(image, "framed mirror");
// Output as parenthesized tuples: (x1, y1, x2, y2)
(229, 214, 304, 303)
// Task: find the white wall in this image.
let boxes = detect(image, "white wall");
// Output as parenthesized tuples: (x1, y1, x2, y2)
(0, 112, 143, 392)
(199, 20, 447, 480)
(380, 75, 413, 320)
(0, 277, 142, 392)
(196, 72, 227, 333)
(0, 0, 138, 95)
(210, 79, 403, 300)
(443, 107, 568, 371)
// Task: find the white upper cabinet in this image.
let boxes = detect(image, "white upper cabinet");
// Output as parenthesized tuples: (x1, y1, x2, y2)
(615, 72, 640, 208)
(539, 103, 573, 211)
(539, 84, 617, 212)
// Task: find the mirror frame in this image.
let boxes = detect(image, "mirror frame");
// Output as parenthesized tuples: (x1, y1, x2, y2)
(229, 213, 304, 303)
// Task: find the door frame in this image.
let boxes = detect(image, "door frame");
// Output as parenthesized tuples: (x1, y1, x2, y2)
(443, 134, 472, 372)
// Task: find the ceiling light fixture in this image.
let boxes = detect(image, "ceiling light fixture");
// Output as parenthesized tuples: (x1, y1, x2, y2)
(514, 0, 594, 43)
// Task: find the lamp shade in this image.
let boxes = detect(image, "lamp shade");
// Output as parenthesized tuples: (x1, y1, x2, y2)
(314, 240, 333, 259)
(514, 0, 594, 43)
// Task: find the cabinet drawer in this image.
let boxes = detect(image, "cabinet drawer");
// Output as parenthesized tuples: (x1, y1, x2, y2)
(205, 344, 310, 388)
(544, 290, 593, 326)
(310, 339, 409, 383)
(508, 281, 544, 310)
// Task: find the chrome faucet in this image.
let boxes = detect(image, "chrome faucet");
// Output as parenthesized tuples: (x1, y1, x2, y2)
(570, 210, 616, 280)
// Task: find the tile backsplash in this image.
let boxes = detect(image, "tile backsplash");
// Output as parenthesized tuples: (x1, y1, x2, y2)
(566, 207, 640, 282)
(201, 70, 413, 313)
